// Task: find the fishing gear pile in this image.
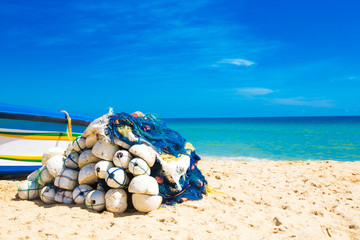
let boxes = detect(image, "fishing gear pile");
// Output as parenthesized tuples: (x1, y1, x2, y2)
(17, 109, 207, 213)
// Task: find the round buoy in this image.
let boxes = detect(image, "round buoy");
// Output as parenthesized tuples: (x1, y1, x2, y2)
(54, 168, 79, 190)
(105, 168, 129, 189)
(92, 138, 119, 160)
(18, 180, 42, 200)
(42, 147, 64, 165)
(72, 184, 93, 204)
(128, 175, 159, 195)
(72, 136, 86, 152)
(78, 163, 98, 185)
(132, 194, 162, 212)
(113, 150, 133, 169)
(46, 155, 65, 178)
(37, 166, 54, 185)
(55, 190, 73, 204)
(27, 166, 53, 185)
(64, 151, 80, 169)
(114, 138, 131, 149)
(129, 144, 157, 167)
(105, 189, 127, 213)
(40, 185, 56, 204)
(95, 161, 114, 179)
(85, 134, 100, 149)
(78, 149, 101, 168)
(27, 167, 40, 181)
(128, 158, 150, 176)
(85, 190, 105, 212)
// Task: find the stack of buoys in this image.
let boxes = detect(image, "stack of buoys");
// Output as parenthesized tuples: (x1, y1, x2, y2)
(17, 110, 207, 213)
(19, 139, 162, 213)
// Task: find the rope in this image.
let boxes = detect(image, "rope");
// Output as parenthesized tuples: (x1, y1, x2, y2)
(37, 168, 44, 185)
(165, 188, 187, 199)
(205, 184, 225, 195)
(66, 147, 74, 154)
(84, 202, 105, 208)
(84, 197, 105, 209)
(60, 110, 73, 141)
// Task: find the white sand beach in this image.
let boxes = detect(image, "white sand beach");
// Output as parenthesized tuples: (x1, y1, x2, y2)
(1, 160, 360, 240)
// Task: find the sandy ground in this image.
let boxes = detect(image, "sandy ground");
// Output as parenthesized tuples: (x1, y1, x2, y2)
(1, 160, 360, 240)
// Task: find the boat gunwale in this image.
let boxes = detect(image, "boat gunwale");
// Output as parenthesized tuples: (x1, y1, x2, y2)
(0, 112, 91, 126)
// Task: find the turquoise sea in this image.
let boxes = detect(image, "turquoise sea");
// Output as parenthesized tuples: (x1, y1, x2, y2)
(165, 116, 360, 162)
(2, 116, 359, 162)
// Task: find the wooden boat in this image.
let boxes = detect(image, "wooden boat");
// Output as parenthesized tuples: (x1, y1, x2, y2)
(0, 104, 93, 176)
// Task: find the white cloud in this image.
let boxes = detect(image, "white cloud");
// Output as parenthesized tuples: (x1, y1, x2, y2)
(237, 87, 273, 96)
(272, 97, 334, 108)
(219, 59, 255, 66)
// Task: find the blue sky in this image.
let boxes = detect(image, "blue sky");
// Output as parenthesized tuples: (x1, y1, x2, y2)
(0, 0, 359, 118)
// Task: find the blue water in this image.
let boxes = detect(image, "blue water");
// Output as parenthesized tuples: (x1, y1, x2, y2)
(2, 116, 359, 162)
(165, 116, 360, 162)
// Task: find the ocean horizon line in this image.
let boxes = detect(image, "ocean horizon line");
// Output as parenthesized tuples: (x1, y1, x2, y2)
(163, 115, 360, 120)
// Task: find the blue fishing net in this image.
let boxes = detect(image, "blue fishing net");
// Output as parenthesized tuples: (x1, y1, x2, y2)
(106, 112, 187, 157)
(106, 112, 207, 203)
(153, 151, 207, 205)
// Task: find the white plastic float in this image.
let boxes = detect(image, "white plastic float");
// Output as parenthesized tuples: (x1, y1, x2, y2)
(78, 163, 98, 185)
(128, 175, 159, 195)
(46, 155, 65, 178)
(54, 168, 79, 190)
(55, 190, 73, 204)
(105, 189, 127, 213)
(132, 194, 162, 213)
(78, 149, 101, 168)
(128, 158, 150, 176)
(85, 190, 105, 212)
(72, 136, 86, 152)
(112, 150, 132, 169)
(92, 138, 119, 160)
(40, 185, 56, 204)
(94, 160, 114, 179)
(37, 166, 53, 185)
(129, 144, 157, 167)
(42, 147, 64, 165)
(114, 138, 130, 149)
(72, 184, 93, 204)
(27, 165, 53, 185)
(85, 134, 100, 148)
(17, 180, 42, 200)
(64, 151, 80, 169)
(105, 167, 129, 188)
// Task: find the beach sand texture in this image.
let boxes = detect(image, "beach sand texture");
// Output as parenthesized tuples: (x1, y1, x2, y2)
(1, 160, 360, 240)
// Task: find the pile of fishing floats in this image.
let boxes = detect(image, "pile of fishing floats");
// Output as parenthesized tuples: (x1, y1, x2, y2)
(17, 110, 207, 213)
